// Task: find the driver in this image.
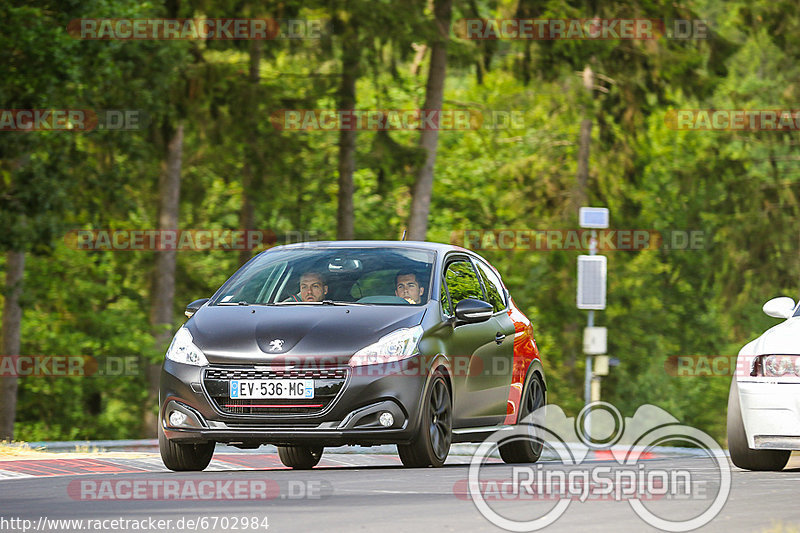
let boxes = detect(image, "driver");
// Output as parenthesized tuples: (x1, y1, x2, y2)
(286, 271, 328, 302)
(395, 271, 425, 304)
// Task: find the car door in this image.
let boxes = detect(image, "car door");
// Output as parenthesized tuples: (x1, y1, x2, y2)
(441, 256, 508, 427)
(473, 257, 517, 421)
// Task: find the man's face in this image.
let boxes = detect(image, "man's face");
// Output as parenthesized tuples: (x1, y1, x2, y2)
(395, 274, 424, 304)
(299, 273, 327, 302)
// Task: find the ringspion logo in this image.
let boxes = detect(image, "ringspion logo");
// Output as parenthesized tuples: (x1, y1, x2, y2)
(465, 402, 730, 531)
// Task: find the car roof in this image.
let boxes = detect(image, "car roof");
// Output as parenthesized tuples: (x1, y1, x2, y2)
(271, 240, 473, 255)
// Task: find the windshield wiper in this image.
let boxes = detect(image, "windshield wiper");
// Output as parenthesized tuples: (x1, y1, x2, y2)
(275, 300, 365, 306)
(217, 301, 272, 306)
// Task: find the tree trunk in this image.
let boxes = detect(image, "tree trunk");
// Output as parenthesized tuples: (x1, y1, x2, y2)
(407, 0, 453, 241)
(239, 163, 256, 266)
(0, 250, 24, 440)
(240, 39, 261, 266)
(575, 65, 594, 211)
(144, 122, 183, 437)
(337, 25, 359, 240)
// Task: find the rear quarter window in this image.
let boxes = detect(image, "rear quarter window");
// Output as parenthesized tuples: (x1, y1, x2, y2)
(475, 260, 507, 312)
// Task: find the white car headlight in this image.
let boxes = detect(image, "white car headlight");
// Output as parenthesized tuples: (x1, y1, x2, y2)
(762, 355, 800, 377)
(166, 327, 209, 366)
(348, 325, 423, 367)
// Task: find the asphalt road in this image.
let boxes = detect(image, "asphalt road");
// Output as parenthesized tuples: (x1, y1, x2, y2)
(1, 450, 798, 533)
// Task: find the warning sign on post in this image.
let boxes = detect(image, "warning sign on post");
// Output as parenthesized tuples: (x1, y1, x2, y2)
(577, 255, 607, 309)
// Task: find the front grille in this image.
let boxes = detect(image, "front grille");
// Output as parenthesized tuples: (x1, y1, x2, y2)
(205, 368, 347, 380)
(203, 366, 347, 416)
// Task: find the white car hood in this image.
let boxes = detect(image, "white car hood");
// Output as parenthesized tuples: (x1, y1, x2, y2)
(740, 317, 800, 356)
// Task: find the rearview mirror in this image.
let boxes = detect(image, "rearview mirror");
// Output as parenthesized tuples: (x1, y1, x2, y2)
(762, 296, 796, 319)
(185, 298, 210, 318)
(454, 298, 493, 325)
(328, 257, 362, 273)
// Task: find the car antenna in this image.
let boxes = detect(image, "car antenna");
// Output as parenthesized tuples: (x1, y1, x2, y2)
(400, 228, 407, 241)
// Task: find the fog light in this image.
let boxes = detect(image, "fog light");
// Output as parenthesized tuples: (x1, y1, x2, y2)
(379, 412, 394, 427)
(169, 410, 187, 427)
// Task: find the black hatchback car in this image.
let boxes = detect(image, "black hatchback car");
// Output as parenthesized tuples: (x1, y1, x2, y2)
(159, 241, 546, 470)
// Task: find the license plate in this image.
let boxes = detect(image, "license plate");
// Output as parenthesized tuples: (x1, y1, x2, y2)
(229, 379, 314, 399)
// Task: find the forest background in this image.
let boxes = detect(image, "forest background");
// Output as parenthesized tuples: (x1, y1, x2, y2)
(2, 0, 798, 444)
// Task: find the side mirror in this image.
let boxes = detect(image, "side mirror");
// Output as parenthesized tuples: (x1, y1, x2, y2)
(763, 297, 796, 319)
(185, 298, 210, 318)
(454, 298, 494, 325)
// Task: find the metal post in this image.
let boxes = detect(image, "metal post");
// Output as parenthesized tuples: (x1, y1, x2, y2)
(583, 229, 598, 437)
(584, 311, 593, 406)
(578, 209, 608, 439)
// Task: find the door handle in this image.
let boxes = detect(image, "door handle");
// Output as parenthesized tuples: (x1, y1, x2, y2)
(495, 333, 506, 345)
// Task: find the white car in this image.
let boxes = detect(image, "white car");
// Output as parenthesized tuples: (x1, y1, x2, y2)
(728, 296, 800, 470)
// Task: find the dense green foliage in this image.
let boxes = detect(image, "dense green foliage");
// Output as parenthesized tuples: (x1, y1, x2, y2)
(2, 0, 799, 443)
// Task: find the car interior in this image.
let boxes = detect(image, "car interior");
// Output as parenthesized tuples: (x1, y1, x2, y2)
(217, 249, 433, 305)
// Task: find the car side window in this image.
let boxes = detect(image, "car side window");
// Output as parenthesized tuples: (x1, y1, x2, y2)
(475, 260, 507, 312)
(440, 275, 453, 317)
(444, 260, 484, 310)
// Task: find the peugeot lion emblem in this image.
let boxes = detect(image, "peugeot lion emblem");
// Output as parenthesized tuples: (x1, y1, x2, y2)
(268, 339, 284, 351)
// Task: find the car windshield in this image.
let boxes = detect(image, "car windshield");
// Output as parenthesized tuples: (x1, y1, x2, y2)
(210, 247, 436, 306)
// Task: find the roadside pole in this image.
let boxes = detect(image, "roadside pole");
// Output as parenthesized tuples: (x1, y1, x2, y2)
(577, 207, 609, 436)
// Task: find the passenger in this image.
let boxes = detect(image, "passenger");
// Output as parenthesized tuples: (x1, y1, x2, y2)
(395, 271, 425, 304)
(286, 271, 328, 302)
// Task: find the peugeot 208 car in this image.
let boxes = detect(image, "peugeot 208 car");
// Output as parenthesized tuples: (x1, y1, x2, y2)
(159, 241, 546, 470)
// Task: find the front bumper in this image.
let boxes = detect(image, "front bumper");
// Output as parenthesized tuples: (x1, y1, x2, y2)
(159, 357, 430, 447)
(738, 379, 800, 449)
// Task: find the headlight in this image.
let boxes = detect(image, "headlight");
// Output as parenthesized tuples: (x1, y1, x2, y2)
(165, 327, 209, 366)
(348, 325, 423, 367)
(762, 355, 800, 377)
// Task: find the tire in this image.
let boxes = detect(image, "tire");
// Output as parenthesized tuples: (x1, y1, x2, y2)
(277, 446, 323, 469)
(159, 425, 215, 471)
(727, 378, 790, 471)
(500, 372, 546, 464)
(398, 372, 452, 467)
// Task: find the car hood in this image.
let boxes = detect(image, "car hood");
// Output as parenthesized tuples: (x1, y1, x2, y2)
(743, 317, 800, 356)
(187, 304, 427, 365)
